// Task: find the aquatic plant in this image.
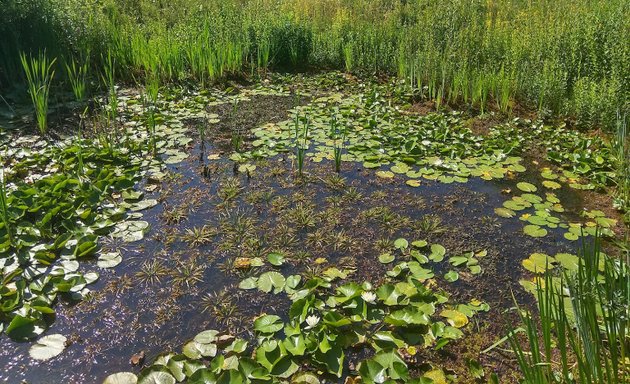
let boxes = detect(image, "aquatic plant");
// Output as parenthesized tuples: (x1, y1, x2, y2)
(64, 55, 89, 102)
(293, 111, 310, 176)
(510, 233, 629, 383)
(144, 73, 160, 155)
(135, 259, 168, 286)
(20, 51, 56, 134)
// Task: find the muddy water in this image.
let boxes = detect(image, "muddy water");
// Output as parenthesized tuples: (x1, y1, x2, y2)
(0, 136, 588, 383)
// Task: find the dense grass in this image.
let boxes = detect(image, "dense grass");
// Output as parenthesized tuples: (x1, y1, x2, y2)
(511, 234, 629, 383)
(0, 0, 628, 130)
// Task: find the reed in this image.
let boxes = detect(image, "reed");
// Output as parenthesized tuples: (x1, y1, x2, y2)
(510, 232, 629, 383)
(20, 51, 56, 134)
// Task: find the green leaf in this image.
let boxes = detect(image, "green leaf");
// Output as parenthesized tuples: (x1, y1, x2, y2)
(267, 252, 285, 266)
(523, 225, 547, 238)
(516, 182, 537, 192)
(257, 271, 285, 294)
(254, 315, 283, 334)
(444, 270, 459, 282)
(394, 238, 408, 250)
(429, 244, 446, 262)
(378, 253, 395, 264)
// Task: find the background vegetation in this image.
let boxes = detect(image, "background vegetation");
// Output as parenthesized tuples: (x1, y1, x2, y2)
(1, 0, 628, 130)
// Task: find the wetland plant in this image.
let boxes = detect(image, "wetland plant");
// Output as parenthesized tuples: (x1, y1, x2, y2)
(0, 166, 13, 245)
(611, 113, 629, 222)
(230, 98, 244, 152)
(294, 111, 310, 176)
(144, 74, 160, 155)
(101, 51, 118, 126)
(65, 55, 89, 102)
(329, 109, 346, 173)
(511, 234, 629, 384)
(20, 51, 57, 134)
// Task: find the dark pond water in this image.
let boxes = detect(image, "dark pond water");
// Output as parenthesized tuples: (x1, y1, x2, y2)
(0, 131, 589, 383)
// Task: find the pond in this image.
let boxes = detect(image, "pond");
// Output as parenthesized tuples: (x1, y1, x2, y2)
(0, 72, 623, 383)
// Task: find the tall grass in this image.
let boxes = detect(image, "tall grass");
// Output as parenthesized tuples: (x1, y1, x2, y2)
(510, 233, 629, 383)
(1, 0, 628, 131)
(65, 55, 89, 102)
(20, 51, 56, 134)
(610, 113, 630, 224)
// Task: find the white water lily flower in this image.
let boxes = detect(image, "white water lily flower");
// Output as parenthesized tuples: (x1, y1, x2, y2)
(304, 315, 320, 330)
(361, 291, 376, 303)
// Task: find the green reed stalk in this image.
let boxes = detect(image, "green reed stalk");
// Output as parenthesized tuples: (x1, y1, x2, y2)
(510, 231, 629, 383)
(20, 51, 57, 134)
(65, 55, 89, 102)
(0, 165, 13, 246)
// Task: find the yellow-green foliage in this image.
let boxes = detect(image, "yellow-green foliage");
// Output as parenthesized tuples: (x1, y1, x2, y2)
(1, 0, 628, 130)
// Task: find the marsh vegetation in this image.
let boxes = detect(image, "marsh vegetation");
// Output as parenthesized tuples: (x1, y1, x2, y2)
(0, 1, 628, 383)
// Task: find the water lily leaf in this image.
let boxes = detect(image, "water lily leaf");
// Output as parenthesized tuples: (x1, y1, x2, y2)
(138, 368, 176, 384)
(554, 253, 579, 272)
(267, 252, 285, 266)
(440, 309, 468, 328)
(97, 252, 122, 268)
(523, 225, 547, 238)
(239, 277, 258, 290)
(542, 180, 561, 190)
(378, 253, 395, 264)
(494, 207, 515, 218)
(254, 315, 283, 334)
(375, 170, 394, 179)
(29, 334, 67, 361)
(103, 372, 138, 384)
(444, 270, 459, 282)
(257, 271, 285, 294)
(516, 182, 537, 192)
(429, 244, 446, 262)
(564, 232, 579, 241)
(522, 253, 555, 273)
(394, 238, 408, 250)
(411, 240, 428, 248)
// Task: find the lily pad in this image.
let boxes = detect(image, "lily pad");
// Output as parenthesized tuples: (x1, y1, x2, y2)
(516, 182, 537, 192)
(29, 334, 67, 361)
(523, 225, 547, 238)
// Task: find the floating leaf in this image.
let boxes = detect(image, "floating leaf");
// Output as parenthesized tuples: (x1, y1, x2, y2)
(494, 207, 515, 218)
(29, 334, 67, 361)
(393, 238, 408, 250)
(444, 270, 459, 282)
(523, 225, 547, 238)
(542, 180, 561, 190)
(516, 182, 537, 192)
(378, 253, 395, 264)
(97, 252, 122, 269)
(103, 372, 138, 384)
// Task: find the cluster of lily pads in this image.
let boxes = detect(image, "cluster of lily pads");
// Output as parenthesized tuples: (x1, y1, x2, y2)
(105, 240, 488, 383)
(495, 181, 616, 240)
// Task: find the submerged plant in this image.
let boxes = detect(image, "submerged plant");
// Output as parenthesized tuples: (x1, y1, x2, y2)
(20, 51, 57, 134)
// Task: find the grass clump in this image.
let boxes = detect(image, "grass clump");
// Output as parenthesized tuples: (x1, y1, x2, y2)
(20, 51, 56, 134)
(510, 233, 629, 383)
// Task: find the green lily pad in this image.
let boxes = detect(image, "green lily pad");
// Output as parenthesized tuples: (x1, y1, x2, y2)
(516, 182, 537, 192)
(523, 225, 547, 238)
(378, 253, 395, 264)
